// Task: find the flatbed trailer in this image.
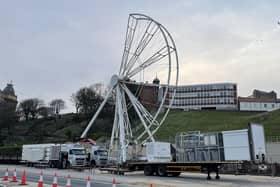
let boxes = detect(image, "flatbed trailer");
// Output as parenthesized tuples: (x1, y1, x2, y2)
(100, 161, 241, 180)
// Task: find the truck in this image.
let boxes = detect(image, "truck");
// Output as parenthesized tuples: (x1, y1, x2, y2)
(89, 146, 108, 167)
(79, 138, 108, 167)
(101, 123, 268, 179)
(21, 143, 87, 169)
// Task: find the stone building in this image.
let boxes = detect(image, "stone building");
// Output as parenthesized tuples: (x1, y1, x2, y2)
(126, 77, 160, 111)
(239, 89, 280, 112)
(0, 83, 18, 112)
(252, 90, 277, 100)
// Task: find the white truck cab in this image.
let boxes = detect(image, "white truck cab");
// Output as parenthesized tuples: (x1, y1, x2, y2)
(60, 144, 87, 168)
(90, 145, 108, 167)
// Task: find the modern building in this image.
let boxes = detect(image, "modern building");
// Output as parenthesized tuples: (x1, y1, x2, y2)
(239, 90, 280, 112)
(164, 83, 238, 111)
(128, 77, 280, 113)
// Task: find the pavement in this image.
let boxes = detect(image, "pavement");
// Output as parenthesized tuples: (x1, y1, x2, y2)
(0, 164, 280, 187)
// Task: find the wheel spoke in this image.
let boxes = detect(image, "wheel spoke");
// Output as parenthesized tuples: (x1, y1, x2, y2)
(120, 88, 133, 139)
(127, 45, 175, 78)
(121, 83, 159, 142)
(123, 20, 160, 76)
(119, 16, 138, 76)
(141, 89, 177, 144)
(110, 98, 119, 148)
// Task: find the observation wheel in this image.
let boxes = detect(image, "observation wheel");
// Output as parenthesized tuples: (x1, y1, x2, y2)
(81, 13, 179, 163)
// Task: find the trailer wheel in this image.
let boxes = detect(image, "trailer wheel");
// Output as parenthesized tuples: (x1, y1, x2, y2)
(157, 165, 167, 177)
(91, 160, 96, 167)
(66, 161, 71, 169)
(62, 159, 67, 169)
(144, 165, 154, 176)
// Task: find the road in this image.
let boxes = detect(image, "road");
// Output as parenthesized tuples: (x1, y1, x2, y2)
(1, 164, 280, 187)
(0, 167, 139, 187)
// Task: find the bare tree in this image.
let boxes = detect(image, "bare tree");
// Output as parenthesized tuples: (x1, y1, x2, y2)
(18, 98, 44, 120)
(49, 99, 66, 116)
(70, 93, 80, 113)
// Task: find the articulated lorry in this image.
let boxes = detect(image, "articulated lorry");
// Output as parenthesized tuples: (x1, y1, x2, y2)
(21, 143, 87, 169)
(101, 123, 268, 179)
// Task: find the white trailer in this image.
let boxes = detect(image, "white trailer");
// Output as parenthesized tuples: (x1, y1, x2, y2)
(222, 129, 251, 161)
(222, 123, 266, 162)
(21, 143, 87, 169)
(249, 123, 266, 161)
(22, 144, 60, 165)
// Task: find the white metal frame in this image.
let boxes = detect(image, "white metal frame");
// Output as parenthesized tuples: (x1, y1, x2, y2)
(81, 13, 179, 164)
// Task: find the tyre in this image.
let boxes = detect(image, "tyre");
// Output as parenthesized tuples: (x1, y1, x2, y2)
(62, 159, 67, 169)
(91, 160, 96, 167)
(66, 161, 71, 169)
(157, 165, 167, 177)
(144, 165, 154, 176)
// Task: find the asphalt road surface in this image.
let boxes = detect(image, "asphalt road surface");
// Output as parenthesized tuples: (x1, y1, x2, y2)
(1, 165, 280, 187)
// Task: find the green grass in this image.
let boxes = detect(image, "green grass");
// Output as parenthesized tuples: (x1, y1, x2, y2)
(4, 109, 280, 145)
(155, 109, 280, 141)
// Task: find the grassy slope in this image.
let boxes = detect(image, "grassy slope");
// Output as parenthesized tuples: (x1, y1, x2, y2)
(8, 109, 280, 145)
(11, 113, 112, 145)
(155, 110, 280, 141)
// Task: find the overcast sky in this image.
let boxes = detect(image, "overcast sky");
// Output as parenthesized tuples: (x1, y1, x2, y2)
(0, 1, 279, 113)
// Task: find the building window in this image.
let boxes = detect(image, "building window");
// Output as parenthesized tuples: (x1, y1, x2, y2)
(264, 104, 267, 108)
(272, 104, 275, 108)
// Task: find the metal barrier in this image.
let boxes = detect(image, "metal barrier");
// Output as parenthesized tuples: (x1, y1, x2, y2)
(175, 131, 224, 162)
(266, 136, 280, 143)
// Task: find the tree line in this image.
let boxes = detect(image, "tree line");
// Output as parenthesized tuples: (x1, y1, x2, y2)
(1, 83, 114, 122)
(0, 83, 115, 145)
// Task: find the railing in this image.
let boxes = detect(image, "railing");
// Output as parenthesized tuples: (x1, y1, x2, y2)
(175, 131, 224, 162)
(266, 136, 280, 143)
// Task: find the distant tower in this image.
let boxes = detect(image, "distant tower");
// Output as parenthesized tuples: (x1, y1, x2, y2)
(3, 83, 16, 96)
(152, 76, 160, 85)
(0, 82, 18, 111)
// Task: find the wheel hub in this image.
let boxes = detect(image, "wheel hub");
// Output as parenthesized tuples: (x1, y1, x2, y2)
(110, 74, 119, 87)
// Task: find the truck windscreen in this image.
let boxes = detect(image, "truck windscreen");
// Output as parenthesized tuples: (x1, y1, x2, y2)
(71, 149, 85, 155)
(97, 150, 108, 156)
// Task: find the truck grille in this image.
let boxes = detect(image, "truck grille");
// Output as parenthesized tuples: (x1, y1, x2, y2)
(75, 158, 85, 166)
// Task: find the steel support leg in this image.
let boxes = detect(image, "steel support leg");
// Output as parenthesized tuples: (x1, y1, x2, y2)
(207, 167, 212, 180)
(215, 166, 220, 180)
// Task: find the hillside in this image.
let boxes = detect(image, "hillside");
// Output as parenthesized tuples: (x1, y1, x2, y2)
(5, 113, 113, 145)
(155, 109, 280, 141)
(3, 109, 280, 145)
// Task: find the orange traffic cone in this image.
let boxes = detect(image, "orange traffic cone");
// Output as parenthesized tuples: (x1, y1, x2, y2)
(52, 172, 58, 187)
(112, 178, 116, 187)
(66, 174, 71, 187)
(3, 168, 8, 181)
(21, 170, 27, 185)
(11, 168, 17, 182)
(38, 171, 44, 187)
(86, 176, 91, 187)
